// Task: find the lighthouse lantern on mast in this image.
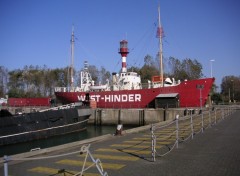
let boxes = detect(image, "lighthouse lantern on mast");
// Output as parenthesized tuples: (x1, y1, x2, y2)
(119, 40, 129, 73)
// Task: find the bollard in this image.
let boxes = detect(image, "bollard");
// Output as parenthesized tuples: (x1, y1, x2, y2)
(176, 115, 179, 149)
(115, 124, 123, 136)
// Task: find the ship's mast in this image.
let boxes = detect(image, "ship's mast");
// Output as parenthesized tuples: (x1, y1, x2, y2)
(158, 5, 164, 87)
(70, 25, 75, 88)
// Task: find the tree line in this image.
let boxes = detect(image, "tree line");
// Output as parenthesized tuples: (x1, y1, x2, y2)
(0, 56, 240, 103)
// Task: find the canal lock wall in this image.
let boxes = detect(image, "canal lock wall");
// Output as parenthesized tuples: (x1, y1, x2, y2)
(88, 108, 199, 126)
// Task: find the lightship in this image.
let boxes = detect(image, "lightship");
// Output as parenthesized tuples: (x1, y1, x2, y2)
(55, 6, 215, 109)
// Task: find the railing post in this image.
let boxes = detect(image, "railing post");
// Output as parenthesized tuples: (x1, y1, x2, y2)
(190, 110, 194, 139)
(3, 155, 9, 176)
(201, 111, 204, 133)
(221, 108, 224, 120)
(151, 124, 156, 162)
(85, 145, 108, 176)
(214, 108, 217, 124)
(208, 110, 211, 127)
(176, 115, 179, 149)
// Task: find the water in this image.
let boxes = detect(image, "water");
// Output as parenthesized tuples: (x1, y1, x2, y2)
(0, 125, 131, 156)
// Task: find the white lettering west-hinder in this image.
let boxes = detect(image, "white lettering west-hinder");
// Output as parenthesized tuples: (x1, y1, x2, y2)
(77, 94, 141, 102)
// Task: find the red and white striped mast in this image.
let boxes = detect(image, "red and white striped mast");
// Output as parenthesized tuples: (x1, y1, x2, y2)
(119, 40, 129, 73)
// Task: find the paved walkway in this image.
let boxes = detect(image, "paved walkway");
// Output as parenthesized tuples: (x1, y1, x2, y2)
(136, 110, 240, 176)
(1, 109, 240, 176)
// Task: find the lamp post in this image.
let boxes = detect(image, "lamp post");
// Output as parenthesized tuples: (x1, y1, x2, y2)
(231, 80, 235, 103)
(210, 59, 215, 78)
(197, 84, 204, 133)
(197, 84, 204, 109)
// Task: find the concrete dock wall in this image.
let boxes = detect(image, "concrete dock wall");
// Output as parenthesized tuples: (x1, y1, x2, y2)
(89, 108, 201, 126)
(3, 106, 200, 126)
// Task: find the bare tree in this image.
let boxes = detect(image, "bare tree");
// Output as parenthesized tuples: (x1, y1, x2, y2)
(0, 66, 8, 97)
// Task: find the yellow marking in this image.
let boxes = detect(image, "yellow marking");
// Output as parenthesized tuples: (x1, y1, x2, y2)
(28, 167, 100, 176)
(179, 127, 191, 131)
(133, 137, 153, 140)
(153, 131, 176, 134)
(28, 167, 58, 175)
(95, 148, 151, 155)
(155, 141, 174, 145)
(79, 154, 139, 161)
(123, 140, 152, 144)
(56, 159, 125, 170)
(179, 128, 190, 131)
(133, 137, 177, 141)
(144, 133, 190, 141)
(179, 133, 192, 137)
(123, 140, 174, 145)
(154, 128, 176, 134)
(110, 144, 162, 149)
(156, 138, 176, 141)
(155, 129, 176, 132)
(143, 135, 176, 140)
(179, 131, 191, 134)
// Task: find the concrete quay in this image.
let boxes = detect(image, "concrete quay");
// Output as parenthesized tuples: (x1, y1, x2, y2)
(1, 108, 240, 176)
(88, 108, 201, 126)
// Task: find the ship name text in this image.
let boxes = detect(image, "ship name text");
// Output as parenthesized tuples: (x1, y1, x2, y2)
(77, 94, 141, 102)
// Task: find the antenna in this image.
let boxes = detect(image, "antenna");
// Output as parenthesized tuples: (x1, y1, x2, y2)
(70, 25, 75, 88)
(158, 4, 164, 87)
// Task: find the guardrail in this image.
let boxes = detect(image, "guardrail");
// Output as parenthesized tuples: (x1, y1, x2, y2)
(3, 144, 108, 176)
(150, 106, 238, 162)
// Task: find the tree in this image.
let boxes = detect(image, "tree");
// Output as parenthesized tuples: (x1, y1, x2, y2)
(7, 65, 70, 98)
(144, 54, 155, 66)
(88, 65, 99, 84)
(211, 92, 223, 105)
(128, 66, 141, 75)
(99, 66, 111, 85)
(221, 75, 240, 102)
(167, 57, 203, 80)
(182, 58, 203, 79)
(7, 69, 25, 97)
(167, 57, 182, 79)
(140, 55, 159, 83)
(0, 66, 8, 97)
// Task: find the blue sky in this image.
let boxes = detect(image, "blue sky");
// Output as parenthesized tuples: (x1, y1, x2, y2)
(0, 0, 240, 91)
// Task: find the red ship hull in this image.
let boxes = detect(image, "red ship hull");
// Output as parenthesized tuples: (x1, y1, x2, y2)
(55, 78, 215, 108)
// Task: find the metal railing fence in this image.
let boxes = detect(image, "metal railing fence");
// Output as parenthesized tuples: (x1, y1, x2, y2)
(3, 144, 108, 176)
(150, 106, 238, 162)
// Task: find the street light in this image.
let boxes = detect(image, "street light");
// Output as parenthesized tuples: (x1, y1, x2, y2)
(197, 84, 204, 133)
(231, 80, 235, 103)
(210, 59, 215, 78)
(196, 84, 204, 109)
